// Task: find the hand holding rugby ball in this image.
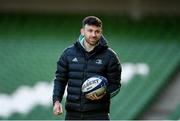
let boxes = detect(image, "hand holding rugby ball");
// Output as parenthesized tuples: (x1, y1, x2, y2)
(82, 75, 108, 100)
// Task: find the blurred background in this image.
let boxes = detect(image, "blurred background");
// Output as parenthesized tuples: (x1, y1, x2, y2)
(0, 0, 180, 120)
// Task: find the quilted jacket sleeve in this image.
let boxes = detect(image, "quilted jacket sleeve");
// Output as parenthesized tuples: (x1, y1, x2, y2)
(52, 50, 68, 105)
(106, 52, 122, 98)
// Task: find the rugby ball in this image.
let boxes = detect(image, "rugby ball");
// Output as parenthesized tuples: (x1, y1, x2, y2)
(82, 75, 108, 96)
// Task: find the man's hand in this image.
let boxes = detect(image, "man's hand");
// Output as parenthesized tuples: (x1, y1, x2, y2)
(53, 101, 63, 115)
(86, 92, 106, 100)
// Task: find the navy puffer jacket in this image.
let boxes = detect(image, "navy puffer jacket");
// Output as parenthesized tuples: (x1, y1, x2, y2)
(53, 36, 121, 112)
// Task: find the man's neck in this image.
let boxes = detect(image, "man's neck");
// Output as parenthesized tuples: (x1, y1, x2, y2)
(83, 40, 96, 52)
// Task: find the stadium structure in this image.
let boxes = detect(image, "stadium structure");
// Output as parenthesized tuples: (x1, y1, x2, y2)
(0, 0, 180, 120)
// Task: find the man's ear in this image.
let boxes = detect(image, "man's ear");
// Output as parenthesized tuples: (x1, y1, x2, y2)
(80, 28, 84, 36)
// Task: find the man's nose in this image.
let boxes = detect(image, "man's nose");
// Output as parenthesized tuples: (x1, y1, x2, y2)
(92, 32, 96, 37)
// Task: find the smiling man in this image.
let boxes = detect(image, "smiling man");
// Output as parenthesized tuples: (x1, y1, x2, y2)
(53, 16, 122, 120)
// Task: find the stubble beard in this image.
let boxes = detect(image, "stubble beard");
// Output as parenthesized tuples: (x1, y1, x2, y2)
(85, 37, 99, 46)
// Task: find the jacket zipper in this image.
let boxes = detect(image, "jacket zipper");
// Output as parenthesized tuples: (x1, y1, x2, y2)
(80, 54, 88, 111)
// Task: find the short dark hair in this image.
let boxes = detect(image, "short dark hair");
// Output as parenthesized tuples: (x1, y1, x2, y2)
(82, 16, 102, 27)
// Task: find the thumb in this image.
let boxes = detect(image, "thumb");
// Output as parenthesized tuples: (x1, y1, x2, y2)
(59, 103, 63, 114)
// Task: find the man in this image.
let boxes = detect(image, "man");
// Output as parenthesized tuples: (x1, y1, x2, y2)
(53, 16, 121, 120)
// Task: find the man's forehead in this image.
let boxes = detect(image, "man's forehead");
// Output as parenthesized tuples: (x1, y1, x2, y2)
(84, 24, 102, 30)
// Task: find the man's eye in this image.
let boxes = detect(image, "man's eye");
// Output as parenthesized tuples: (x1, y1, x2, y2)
(96, 31, 100, 34)
(88, 30, 93, 32)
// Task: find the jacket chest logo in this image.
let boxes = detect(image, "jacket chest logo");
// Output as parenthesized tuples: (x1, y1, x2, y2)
(72, 57, 78, 62)
(95, 59, 102, 65)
